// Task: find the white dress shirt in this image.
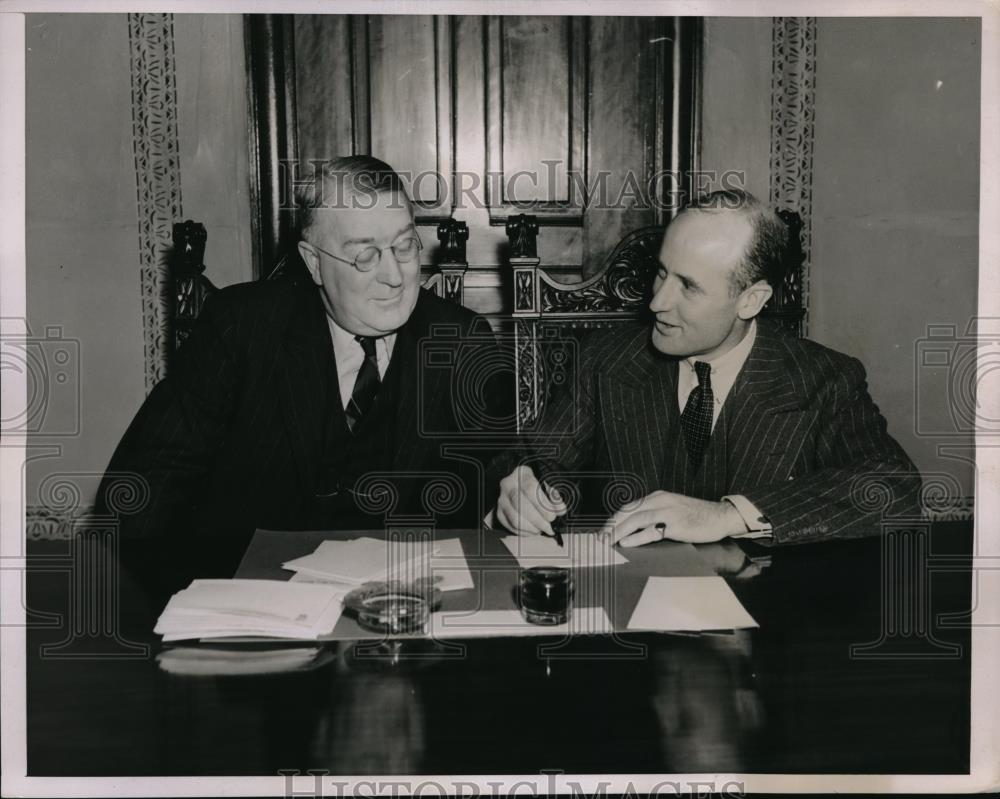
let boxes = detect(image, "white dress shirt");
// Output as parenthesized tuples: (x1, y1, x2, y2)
(676, 320, 772, 538)
(326, 317, 396, 409)
(677, 319, 758, 429)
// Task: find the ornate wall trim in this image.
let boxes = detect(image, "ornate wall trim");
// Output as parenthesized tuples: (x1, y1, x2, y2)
(769, 17, 816, 335)
(25, 506, 92, 541)
(129, 13, 183, 392)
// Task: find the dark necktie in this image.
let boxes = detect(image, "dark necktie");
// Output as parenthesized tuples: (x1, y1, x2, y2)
(345, 336, 380, 433)
(680, 360, 714, 464)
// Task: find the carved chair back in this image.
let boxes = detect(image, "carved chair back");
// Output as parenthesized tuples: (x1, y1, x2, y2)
(505, 215, 663, 432)
(170, 221, 216, 358)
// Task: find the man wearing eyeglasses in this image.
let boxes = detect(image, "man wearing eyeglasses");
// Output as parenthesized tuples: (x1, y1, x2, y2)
(99, 156, 510, 599)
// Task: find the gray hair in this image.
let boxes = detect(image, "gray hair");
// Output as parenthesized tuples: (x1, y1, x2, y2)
(296, 155, 412, 239)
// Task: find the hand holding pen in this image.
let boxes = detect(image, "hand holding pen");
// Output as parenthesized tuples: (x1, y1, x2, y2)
(496, 464, 568, 545)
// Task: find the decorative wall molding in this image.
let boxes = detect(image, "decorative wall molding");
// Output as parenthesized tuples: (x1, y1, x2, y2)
(128, 13, 183, 392)
(922, 497, 974, 522)
(25, 505, 94, 541)
(769, 17, 816, 335)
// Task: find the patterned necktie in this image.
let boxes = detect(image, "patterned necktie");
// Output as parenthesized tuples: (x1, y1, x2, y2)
(345, 336, 380, 433)
(680, 360, 714, 464)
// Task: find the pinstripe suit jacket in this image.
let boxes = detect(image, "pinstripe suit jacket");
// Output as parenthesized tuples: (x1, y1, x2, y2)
(496, 318, 920, 545)
(99, 280, 506, 551)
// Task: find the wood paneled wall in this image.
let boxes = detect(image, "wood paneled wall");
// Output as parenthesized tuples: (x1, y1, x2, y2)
(249, 14, 700, 309)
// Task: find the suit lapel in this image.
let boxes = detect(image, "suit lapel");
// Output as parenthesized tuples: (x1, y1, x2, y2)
(390, 295, 448, 482)
(604, 333, 680, 495)
(725, 319, 804, 488)
(277, 289, 339, 492)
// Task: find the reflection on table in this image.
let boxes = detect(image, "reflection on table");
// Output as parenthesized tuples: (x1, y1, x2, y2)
(25, 520, 971, 776)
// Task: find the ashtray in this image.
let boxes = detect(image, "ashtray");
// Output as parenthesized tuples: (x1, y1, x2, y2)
(342, 580, 442, 635)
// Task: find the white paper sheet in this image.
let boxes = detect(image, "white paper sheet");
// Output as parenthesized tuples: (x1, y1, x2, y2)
(627, 576, 758, 632)
(282, 537, 432, 584)
(283, 537, 474, 592)
(500, 533, 627, 569)
(429, 607, 614, 638)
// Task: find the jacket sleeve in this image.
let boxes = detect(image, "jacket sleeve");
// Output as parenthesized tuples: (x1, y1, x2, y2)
(95, 292, 240, 542)
(740, 356, 922, 544)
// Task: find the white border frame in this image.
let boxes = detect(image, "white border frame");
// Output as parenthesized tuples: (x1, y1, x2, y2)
(2, 1, 997, 795)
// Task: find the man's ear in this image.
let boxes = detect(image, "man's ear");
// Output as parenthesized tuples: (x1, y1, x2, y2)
(297, 241, 323, 286)
(737, 280, 773, 320)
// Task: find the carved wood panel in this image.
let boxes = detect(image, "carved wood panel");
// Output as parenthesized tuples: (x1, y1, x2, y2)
(485, 16, 586, 217)
(293, 15, 454, 221)
(248, 13, 700, 301)
(129, 12, 183, 392)
(769, 16, 815, 335)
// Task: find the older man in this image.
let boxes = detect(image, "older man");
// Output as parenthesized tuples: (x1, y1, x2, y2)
(100, 156, 509, 594)
(494, 190, 920, 546)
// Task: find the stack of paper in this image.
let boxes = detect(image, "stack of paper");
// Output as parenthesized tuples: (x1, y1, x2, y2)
(500, 532, 628, 569)
(282, 537, 473, 592)
(154, 579, 346, 642)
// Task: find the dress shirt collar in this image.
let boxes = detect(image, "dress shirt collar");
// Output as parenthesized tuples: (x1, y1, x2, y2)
(326, 315, 397, 408)
(681, 319, 758, 407)
(326, 316, 396, 364)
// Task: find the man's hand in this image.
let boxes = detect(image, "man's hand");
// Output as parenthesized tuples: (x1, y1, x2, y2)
(600, 491, 747, 547)
(496, 465, 567, 536)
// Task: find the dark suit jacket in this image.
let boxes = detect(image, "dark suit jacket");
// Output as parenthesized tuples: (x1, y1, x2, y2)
(490, 318, 921, 545)
(98, 280, 510, 590)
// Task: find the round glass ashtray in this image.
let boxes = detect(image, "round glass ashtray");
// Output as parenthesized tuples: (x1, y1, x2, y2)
(342, 580, 441, 635)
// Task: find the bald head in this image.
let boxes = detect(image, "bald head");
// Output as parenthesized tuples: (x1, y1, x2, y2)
(681, 190, 791, 294)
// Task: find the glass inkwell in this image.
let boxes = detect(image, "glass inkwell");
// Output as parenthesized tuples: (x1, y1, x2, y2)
(519, 566, 574, 625)
(342, 578, 442, 635)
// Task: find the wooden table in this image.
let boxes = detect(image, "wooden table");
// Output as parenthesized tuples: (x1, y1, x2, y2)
(24, 521, 972, 776)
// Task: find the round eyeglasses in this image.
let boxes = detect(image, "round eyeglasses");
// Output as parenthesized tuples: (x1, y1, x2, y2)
(307, 234, 423, 273)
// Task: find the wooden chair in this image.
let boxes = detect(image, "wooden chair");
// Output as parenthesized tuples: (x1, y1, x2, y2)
(170, 220, 216, 357)
(505, 215, 663, 432)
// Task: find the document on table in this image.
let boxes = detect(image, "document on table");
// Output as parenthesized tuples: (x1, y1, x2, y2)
(282, 537, 474, 592)
(430, 607, 614, 638)
(500, 533, 627, 569)
(154, 579, 347, 642)
(627, 576, 758, 632)
(283, 537, 426, 583)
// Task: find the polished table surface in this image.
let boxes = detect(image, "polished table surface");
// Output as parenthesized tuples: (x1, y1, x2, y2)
(237, 528, 719, 638)
(25, 521, 972, 776)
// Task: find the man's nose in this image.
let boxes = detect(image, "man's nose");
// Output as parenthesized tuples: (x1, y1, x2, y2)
(649, 279, 677, 313)
(376, 248, 404, 287)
